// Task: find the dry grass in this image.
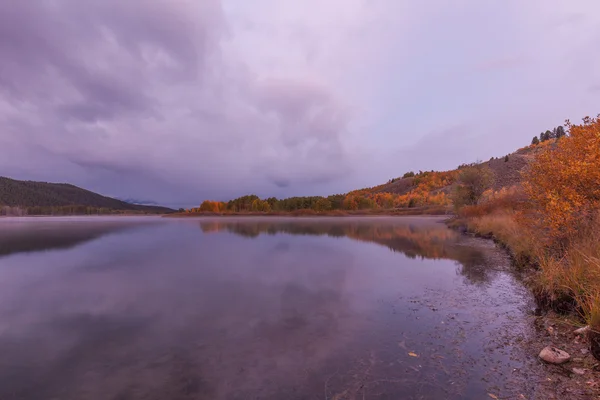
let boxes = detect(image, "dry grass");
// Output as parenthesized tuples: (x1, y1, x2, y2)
(460, 206, 600, 330)
(559, 223, 600, 327)
(461, 211, 538, 267)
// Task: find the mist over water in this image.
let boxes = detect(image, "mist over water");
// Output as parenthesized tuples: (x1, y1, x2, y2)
(0, 217, 538, 399)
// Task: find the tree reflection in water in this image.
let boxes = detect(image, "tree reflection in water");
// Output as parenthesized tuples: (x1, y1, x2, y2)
(199, 218, 494, 286)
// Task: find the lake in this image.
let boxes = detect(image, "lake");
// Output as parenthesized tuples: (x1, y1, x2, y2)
(0, 216, 540, 399)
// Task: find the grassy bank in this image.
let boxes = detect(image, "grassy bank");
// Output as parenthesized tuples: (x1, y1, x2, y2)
(451, 116, 600, 341)
(453, 210, 600, 329)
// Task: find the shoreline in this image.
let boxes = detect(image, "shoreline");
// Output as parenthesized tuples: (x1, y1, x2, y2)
(448, 216, 600, 398)
(165, 206, 450, 218)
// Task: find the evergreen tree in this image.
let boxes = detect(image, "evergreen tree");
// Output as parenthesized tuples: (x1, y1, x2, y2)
(542, 130, 552, 141)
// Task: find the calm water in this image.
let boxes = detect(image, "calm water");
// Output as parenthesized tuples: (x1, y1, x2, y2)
(0, 216, 539, 399)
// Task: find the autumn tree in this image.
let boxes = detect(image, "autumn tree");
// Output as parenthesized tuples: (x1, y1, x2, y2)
(199, 200, 226, 212)
(327, 194, 345, 210)
(227, 195, 259, 212)
(523, 115, 600, 239)
(313, 197, 332, 212)
(342, 195, 359, 210)
(452, 163, 495, 208)
(265, 197, 279, 210)
(251, 199, 271, 212)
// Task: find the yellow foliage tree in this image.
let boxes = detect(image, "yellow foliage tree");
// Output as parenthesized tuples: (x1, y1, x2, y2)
(523, 116, 600, 239)
(251, 199, 271, 212)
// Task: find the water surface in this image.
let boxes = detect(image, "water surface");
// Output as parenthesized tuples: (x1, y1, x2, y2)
(0, 216, 537, 399)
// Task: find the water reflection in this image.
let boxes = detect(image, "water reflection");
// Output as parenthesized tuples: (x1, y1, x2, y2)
(199, 218, 492, 284)
(0, 217, 534, 399)
(0, 218, 152, 258)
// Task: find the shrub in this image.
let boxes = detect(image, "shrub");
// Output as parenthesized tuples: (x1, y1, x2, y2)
(451, 164, 495, 209)
(523, 115, 600, 241)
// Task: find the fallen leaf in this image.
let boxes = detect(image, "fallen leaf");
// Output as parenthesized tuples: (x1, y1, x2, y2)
(408, 352, 418, 357)
(488, 394, 498, 400)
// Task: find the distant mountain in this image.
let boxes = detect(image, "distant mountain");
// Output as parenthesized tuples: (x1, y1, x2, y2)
(117, 198, 160, 206)
(0, 176, 174, 214)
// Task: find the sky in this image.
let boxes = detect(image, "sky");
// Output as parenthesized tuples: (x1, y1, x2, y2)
(0, 0, 599, 208)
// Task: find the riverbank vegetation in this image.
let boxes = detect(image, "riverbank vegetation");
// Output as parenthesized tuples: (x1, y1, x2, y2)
(185, 170, 457, 215)
(452, 116, 600, 337)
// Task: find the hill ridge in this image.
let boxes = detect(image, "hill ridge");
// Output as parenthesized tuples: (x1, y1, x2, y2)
(0, 176, 174, 214)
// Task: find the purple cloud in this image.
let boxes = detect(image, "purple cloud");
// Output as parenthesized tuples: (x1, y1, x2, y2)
(0, 0, 599, 207)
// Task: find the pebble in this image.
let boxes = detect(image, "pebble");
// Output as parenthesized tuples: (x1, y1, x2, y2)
(574, 326, 590, 335)
(572, 368, 586, 375)
(539, 346, 571, 364)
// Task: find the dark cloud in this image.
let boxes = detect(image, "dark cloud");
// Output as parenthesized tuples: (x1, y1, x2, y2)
(0, 0, 353, 205)
(271, 179, 291, 189)
(2, 1, 599, 206)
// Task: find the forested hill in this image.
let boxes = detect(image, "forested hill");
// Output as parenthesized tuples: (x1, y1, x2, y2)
(0, 177, 174, 214)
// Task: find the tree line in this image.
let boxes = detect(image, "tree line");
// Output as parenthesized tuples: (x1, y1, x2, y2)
(189, 170, 457, 214)
(0, 205, 162, 216)
(531, 125, 566, 145)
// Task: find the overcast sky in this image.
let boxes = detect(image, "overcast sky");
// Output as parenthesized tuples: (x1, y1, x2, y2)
(1, 1, 599, 207)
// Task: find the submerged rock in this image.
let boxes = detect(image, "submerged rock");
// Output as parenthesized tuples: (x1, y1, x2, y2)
(539, 346, 570, 364)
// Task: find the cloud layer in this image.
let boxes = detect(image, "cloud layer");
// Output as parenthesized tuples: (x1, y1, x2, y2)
(1, 0, 599, 206)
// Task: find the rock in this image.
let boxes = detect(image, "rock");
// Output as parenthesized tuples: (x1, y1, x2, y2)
(590, 331, 600, 361)
(539, 346, 571, 364)
(581, 348, 590, 355)
(574, 326, 590, 335)
(572, 368, 586, 375)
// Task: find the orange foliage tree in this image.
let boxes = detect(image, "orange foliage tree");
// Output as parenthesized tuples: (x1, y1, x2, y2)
(198, 200, 227, 213)
(523, 115, 600, 239)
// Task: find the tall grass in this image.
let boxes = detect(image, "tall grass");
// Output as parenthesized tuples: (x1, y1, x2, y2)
(463, 211, 537, 267)
(461, 202, 600, 330)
